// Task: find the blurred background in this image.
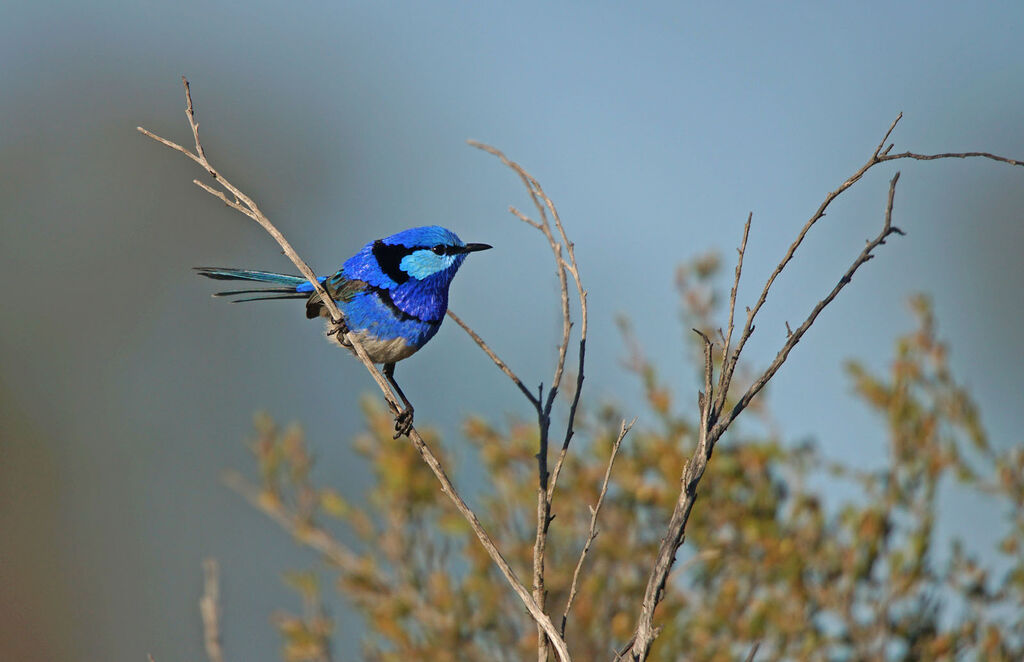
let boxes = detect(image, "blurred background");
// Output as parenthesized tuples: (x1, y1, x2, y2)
(1, 2, 1022, 660)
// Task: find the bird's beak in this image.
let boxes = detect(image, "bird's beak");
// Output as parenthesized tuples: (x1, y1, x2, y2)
(462, 243, 492, 253)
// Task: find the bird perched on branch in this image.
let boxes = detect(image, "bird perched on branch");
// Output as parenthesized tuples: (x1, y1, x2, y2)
(196, 225, 491, 435)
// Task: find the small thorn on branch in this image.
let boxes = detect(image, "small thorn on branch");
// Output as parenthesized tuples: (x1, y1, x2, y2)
(785, 321, 793, 337)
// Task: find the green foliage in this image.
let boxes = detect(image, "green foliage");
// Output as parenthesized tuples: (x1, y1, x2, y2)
(246, 259, 1023, 661)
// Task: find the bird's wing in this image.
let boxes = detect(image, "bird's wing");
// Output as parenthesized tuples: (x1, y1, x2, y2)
(305, 272, 367, 319)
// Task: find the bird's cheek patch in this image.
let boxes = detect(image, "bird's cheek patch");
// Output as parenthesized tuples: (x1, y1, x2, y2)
(400, 252, 454, 280)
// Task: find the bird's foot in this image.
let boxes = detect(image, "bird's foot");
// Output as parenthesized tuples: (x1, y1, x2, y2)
(393, 407, 414, 438)
(327, 317, 349, 337)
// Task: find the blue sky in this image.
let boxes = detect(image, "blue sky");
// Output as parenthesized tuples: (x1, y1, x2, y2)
(1, 2, 1022, 660)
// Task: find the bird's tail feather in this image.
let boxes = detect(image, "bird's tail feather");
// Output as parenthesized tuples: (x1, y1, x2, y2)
(194, 267, 321, 303)
(194, 267, 308, 285)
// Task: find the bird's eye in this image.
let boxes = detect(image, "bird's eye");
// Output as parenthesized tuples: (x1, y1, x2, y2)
(431, 245, 445, 255)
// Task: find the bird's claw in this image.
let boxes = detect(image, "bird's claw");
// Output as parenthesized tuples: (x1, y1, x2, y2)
(393, 408, 414, 438)
(327, 318, 349, 337)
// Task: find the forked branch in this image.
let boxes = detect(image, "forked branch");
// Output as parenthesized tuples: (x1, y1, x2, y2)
(561, 418, 635, 636)
(622, 115, 1024, 661)
(463, 141, 592, 661)
(139, 77, 572, 662)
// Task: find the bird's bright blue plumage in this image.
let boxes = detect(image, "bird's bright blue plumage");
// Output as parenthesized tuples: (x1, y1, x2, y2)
(195, 225, 491, 365)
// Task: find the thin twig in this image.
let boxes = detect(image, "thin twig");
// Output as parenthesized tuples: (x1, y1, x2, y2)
(139, 80, 397, 411)
(545, 338, 585, 503)
(626, 174, 904, 660)
(193, 180, 249, 216)
(510, 205, 544, 230)
(879, 149, 1024, 167)
(629, 333, 715, 657)
(469, 140, 589, 662)
(717, 213, 751, 406)
(446, 309, 539, 407)
(141, 80, 571, 662)
(468, 141, 575, 401)
(623, 114, 1024, 660)
(547, 202, 589, 504)
(561, 418, 634, 636)
(713, 113, 1024, 423)
(716, 172, 903, 433)
(199, 559, 225, 662)
(696, 329, 714, 459)
(713, 117, 907, 413)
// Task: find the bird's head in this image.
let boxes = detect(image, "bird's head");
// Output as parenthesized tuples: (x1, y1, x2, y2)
(350, 225, 491, 288)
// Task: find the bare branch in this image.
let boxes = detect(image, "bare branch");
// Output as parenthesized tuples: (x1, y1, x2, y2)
(183, 78, 209, 166)
(873, 112, 903, 159)
(545, 339, 585, 503)
(626, 171, 905, 662)
(561, 418, 634, 636)
(510, 205, 544, 230)
(199, 559, 226, 662)
(622, 115, 1024, 660)
(139, 81, 396, 404)
(193, 180, 252, 217)
(409, 417, 571, 662)
(143, 80, 571, 662)
(718, 213, 751, 404)
(716, 172, 904, 433)
(548, 207, 589, 504)
(468, 140, 589, 662)
(468, 140, 574, 401)
(446, 309, 539, 407)
(879, 149, 1024, 167)
(137, 126, 204, 168)
(716, 115, 1024, 413)
(696, 329, 714, 456)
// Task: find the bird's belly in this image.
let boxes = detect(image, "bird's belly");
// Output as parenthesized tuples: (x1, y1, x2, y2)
(325, 324, 420, 364)
(321, 288, 443, 363)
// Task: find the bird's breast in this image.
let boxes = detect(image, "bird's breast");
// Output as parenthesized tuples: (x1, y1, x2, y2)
(332, 287, 444, 360)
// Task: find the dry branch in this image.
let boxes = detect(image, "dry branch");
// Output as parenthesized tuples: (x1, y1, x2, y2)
(199, 559, 226, 662)
(465, 141, 590, 661)
(446, 309, 538, 407)
(140, 78, 571, 662)
(622, 115, 1024, 661)
(561, 418, 635, 636)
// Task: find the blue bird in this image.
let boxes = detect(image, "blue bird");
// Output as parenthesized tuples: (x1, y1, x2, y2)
(196, 225, 491, 434)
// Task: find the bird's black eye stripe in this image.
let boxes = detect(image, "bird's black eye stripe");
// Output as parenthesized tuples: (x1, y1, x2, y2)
(424, 244, 465, 256)
(372, 240, 412, 284)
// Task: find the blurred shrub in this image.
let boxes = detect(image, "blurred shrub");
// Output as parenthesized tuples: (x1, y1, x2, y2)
(249, 256, 1024, 661)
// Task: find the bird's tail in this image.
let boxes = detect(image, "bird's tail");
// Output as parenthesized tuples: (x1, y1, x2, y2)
(194, 267, 325, 303)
